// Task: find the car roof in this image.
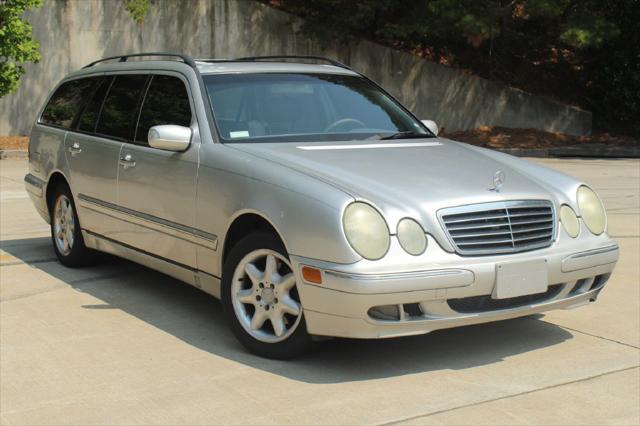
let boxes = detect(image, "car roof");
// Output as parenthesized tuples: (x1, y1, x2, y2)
(195, 60, 358, 76)
(64, 58, 359, 80)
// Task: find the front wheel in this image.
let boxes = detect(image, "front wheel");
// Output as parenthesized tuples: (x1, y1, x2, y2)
(222, 232, 312, 359)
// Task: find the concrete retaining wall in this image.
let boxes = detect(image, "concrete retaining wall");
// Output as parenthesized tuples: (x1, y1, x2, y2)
(0, 0, 592, 136)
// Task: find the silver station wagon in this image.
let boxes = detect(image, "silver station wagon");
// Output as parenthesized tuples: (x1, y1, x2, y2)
(25, 53, 619, 358)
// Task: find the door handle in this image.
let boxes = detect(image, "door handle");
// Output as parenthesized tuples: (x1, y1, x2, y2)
(119, 153, 136, 169)
(68, 142, 82, 156)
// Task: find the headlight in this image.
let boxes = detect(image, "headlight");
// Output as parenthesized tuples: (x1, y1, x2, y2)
(397, 218, 427, 255)
(560, 205, 580, 238)
(343, 202, 390, 260)
(577, 186, 606, 235)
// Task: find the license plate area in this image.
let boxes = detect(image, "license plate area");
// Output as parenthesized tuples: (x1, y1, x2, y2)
(493, 259, 548, 299)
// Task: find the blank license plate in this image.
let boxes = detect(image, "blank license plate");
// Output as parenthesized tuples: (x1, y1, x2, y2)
(493, 259, 548, 299)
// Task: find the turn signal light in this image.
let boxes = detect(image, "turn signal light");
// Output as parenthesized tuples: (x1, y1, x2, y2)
(301, 266, 323, 284)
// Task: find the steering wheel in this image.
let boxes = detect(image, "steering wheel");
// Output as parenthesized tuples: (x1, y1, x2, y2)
(324, 118, 366, 133)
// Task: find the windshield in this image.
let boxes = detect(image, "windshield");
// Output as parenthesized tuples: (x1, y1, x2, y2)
(203, 73, 431, 143)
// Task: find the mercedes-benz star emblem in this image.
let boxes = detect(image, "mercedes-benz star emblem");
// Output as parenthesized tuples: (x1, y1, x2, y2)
(489, 170, 505, 191)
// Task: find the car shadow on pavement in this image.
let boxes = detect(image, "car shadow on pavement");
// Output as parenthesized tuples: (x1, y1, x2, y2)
(1, 236, 574, 384)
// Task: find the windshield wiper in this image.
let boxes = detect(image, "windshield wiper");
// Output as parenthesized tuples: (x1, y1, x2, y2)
(378, 131, 434, 140)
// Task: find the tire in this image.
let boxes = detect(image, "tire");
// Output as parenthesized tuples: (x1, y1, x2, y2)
(222, 232, 312, 359)
(49, 184, 95, 267)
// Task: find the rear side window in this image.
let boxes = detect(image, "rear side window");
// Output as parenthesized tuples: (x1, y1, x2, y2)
(135, 75, 192, 144)
(77, 76, 113, 133)
(40, 77, 100, 128)
(96, 75, 148, 140)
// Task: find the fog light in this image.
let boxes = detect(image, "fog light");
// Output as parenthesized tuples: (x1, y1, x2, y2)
(368, 305, 400, 320)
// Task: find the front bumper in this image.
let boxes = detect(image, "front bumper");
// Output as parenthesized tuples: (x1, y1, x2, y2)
(291, 237, 619, 339)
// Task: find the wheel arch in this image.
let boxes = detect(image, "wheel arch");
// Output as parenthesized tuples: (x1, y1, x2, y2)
(221, 210, 288, 272)
(45, 170, 71, 212)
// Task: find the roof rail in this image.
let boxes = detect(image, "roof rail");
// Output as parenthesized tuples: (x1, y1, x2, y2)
(233, 55, 351, 70)
(83, 52, 197, 69)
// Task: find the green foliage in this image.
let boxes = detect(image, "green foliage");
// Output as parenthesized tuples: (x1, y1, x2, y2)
(268, 0, 640, 136)
(125, 0, 149, 24)
(0, 0, 42, 98)
(582, 1, 640, 134)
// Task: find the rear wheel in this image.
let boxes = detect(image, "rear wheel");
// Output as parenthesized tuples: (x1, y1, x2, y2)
(50, 185, 94, 267)
(222, 232, 312, 359)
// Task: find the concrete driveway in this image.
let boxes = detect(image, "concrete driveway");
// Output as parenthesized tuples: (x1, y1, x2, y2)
(1, 157, 638, 425)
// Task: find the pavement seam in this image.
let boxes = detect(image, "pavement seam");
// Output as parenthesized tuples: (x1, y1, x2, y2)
(0, 175, 24, 184)
(0, 258, 58, 267)
(380, 365, 640, 426)
(0, 271, 136, 302)
(0, 260, 24, 266)
(541, 320, 640, 350)
(0, 232, 51, 239)
(0, 284, 69, 302)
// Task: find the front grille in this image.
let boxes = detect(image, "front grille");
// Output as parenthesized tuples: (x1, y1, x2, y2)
(439, 200, 555, 255)
(447, 284, 564, 313)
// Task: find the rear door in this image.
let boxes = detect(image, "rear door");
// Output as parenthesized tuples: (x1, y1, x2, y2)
(66, 74, 148, 238)
(115, 73, 201, 269)
(63, 76, 120, 238)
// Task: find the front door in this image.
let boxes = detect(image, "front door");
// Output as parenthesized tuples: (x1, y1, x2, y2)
(115, 73, 201, 269)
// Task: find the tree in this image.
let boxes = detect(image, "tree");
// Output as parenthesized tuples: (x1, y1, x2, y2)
(124, 0, 149, 24)
(0, 0, 42, 98)
(0, 0, 148, 99)
(266, 0, 639, 136)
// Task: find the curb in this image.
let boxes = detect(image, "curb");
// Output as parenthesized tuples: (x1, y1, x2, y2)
(495, 144, 639, 158)
(0, 150, 28, 159)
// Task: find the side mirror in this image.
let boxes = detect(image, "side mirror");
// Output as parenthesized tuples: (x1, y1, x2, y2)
(421, 120, 439, 136)
(148, 125, 192, 152)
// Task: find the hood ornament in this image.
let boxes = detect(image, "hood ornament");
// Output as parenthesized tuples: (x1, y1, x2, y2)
(488, 170, 505, 192)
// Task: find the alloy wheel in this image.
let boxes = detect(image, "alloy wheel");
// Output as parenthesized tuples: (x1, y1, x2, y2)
(231, 249, 303, 343)
(53, 194, 75, 256)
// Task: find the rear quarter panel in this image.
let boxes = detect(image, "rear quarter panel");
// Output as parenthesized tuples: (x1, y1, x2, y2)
(28, 123, 71, 205)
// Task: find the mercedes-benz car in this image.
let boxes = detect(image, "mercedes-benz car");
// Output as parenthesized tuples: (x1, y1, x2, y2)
(25, 53, 619, 358)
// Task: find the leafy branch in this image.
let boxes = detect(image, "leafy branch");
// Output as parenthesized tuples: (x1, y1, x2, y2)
(125, 0, 149, 24)
(0, 0, 43, 98)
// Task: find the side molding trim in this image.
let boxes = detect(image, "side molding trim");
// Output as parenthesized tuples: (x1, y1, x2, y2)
(78, 193, 218, 250)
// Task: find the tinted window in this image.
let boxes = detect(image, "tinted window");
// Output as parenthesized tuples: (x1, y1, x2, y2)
(204, 73, 429, 143)
(96, 75, 148, 140)
(77, 76, 112, 133)
(41, 77, 100, 128)
(135, 75, 192, 144)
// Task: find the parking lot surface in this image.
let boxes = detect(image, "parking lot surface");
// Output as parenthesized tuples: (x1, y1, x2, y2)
(1, 157, 639, 425)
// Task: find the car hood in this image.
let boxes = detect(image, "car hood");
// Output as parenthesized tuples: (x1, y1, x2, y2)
(230, 138, 578, 248)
